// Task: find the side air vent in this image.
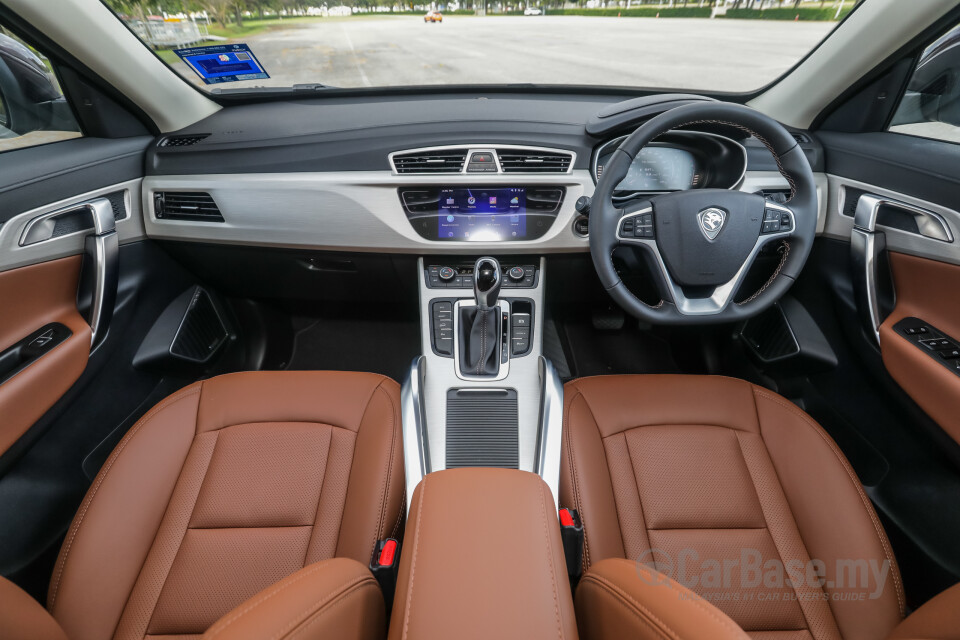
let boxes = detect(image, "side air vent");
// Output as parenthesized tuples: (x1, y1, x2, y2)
(393, 150, 468, 173)
(154, 191, 224, 222)
(790, 132, 811, 144)
(498, 149, 573, 173)
(160, 134, 210, 147)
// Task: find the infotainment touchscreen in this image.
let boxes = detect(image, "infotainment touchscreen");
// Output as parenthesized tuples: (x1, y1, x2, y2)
(436, 188, 527, 240)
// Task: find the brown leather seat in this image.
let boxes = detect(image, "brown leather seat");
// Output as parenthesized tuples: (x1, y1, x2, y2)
(2, 370, 404, 640)
(561, 374, 907, 640)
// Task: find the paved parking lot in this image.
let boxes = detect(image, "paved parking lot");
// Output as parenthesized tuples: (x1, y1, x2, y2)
(176, 16, 835, 92)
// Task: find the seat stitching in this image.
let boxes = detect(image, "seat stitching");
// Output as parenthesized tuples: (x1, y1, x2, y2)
(334, 379, 383, 558)
(141, 429, 221, 638)
(302, 427, 335, 567)
(620, 430, 652, 566)
(631, 566, 750, 635)
(284, 579, 381, 640)
(733, 429, 824, 638)
(373, 382, 398, 544)
(582, 574, 681, 640)
(536, 474, 565, 640)
(390, 494, 406, 540)
(47, 385, 202, 610)
(401, 474, 426, 640)
(563, 388, 591, 571)
(753, 389, 906, 617)
(203, 563, 366, 638)
(268, 577, 377, 640)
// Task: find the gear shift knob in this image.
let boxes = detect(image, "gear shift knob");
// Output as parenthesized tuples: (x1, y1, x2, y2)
(473, 256, 502, 309)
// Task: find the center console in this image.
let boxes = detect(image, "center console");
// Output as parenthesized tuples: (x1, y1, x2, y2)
(401, 250, 564, 510)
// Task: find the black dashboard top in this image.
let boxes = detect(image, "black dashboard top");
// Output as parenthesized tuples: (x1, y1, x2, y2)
(146, 92, 822, 176)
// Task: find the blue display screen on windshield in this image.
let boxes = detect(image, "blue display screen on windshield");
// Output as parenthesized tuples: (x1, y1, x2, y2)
(174, 43, 269, 84)
(437, 188, 527, 241)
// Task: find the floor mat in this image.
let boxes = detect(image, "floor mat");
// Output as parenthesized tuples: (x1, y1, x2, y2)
(558, 318, 680, 379)
(285, 316, 420, 383)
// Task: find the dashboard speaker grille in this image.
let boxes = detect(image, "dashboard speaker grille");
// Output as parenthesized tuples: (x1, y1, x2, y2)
(154, 191, 224, 222)
(498, 149, 572, 173)
(393, 150, 467, 173)
(171, 288, 229, 363)
(160, 134, 210, 147)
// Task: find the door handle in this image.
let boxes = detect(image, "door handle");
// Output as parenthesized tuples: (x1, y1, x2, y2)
(72, 199, 118, 349)
(851, 195, 897, 346)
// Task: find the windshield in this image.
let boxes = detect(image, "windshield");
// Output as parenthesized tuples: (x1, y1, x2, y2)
(104, 2, 852, 94)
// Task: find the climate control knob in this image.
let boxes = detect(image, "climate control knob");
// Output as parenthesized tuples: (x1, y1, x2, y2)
(438, 266, 456, 281)
(507, 266, 525, 282)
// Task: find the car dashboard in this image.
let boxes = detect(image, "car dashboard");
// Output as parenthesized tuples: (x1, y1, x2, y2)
(141, 92, 827, 255)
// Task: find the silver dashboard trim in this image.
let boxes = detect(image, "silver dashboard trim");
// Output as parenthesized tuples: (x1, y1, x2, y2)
(400, 355, 429, 514)
(388, 144, 576, 175)
(853, 193, 953, 243)
(417, 257, 546, 472)
(535, 357, 564, 509)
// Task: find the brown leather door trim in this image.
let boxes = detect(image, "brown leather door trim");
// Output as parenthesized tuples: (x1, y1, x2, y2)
(879, 251, 960, 445)
(0, 256, 91, 455)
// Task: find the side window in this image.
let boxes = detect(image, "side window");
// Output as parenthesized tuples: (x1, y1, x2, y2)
(0, 25, 81, 153)
(889, 23, 960, 144)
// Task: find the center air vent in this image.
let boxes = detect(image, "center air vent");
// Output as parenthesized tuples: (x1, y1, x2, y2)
(392, 149, 468, 174)
(498, 149, 573, 173)
(154, 192, 224, 222)
(160, 134, 210, 147)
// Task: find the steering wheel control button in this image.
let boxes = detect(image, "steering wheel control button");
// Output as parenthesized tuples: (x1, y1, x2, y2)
(508, 266, 525, 282)
(761, 207, 793, 234)
(438, 266, 456, 281)
(619, 218, 635, 236)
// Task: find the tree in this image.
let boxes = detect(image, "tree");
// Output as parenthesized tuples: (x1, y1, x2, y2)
(204, 0, 232, 27)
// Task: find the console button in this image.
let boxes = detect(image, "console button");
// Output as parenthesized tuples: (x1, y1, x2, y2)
(904, 326, 929, 335)
(508, 266, 525, 282)
(939, 349, 960, 360)
(433, 302, 454, 356)
(512, 336, 530, 355)
(512, 313, 530, 328)
(920, 338, 955, 351)
(438, 266, 456, 282)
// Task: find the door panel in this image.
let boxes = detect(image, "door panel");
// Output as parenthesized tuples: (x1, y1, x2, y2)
(879, 252, 960, 445)
(0, 256, 90, 454)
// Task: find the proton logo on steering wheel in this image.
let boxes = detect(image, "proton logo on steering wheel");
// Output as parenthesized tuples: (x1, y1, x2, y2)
(697, 207, 727, 241)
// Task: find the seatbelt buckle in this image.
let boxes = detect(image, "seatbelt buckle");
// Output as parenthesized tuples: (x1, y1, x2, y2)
(559, 508, 583, 584)
(369, 538, 400, 611)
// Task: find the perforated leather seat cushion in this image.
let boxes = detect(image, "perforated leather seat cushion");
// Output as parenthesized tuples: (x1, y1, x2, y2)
(560, 375, 905, 640)
(47, 371, 404, 640)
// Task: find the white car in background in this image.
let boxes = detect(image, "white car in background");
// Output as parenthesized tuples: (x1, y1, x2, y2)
(524, 7, 542, 15)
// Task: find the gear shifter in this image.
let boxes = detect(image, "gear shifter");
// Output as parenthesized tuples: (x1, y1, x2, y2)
(459, 257, 503, 377)
(474, 257, 502, 309)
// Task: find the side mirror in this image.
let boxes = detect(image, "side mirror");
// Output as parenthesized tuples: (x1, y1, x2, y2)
(0, 33, 73, 137)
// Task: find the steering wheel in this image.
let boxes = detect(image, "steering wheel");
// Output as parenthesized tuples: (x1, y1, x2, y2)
(590, 102, 817, 325)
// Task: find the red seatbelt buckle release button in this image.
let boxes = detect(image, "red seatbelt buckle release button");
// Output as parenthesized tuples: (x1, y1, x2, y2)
(558, 508, 583, 582)
(369, 538, 401, 612)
